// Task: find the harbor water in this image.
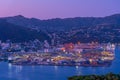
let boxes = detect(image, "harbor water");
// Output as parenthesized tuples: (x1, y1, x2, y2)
(0, 47, 120, 80)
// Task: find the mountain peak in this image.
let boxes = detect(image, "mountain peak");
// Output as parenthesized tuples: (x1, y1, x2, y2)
(13, 15, 25, 18)
(111, 14, 120, 16)
(105, 14, 120, 18)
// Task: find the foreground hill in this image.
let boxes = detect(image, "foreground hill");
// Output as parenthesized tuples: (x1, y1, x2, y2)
(68, 73, 120, 80)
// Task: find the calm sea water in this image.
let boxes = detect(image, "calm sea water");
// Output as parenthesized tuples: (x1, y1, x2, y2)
(0, 48, 120, 80)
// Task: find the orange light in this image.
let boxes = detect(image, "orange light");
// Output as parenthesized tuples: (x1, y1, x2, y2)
(61, 47, 65, 51)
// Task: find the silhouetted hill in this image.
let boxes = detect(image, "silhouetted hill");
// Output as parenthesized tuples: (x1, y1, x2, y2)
(4, 14, 120, 31)
(0, 14, 120, 43)
(0, 20, 50, 42)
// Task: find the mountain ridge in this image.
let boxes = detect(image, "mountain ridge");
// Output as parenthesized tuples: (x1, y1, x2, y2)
(0, 14, 120, 43)
(0, 20, 50, 42)
(2, 14, 120, 31)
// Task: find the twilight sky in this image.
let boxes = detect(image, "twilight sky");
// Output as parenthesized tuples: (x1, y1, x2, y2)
(0, 0, 120, 19)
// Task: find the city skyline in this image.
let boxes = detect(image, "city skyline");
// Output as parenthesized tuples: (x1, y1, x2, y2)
(0, 0, 120, 19)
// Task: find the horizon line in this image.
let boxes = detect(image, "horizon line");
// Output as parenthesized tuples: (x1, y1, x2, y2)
(0, 13, 120, 20)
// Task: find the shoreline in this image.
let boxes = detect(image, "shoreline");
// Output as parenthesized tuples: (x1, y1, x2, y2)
(10, 61, 112, 67)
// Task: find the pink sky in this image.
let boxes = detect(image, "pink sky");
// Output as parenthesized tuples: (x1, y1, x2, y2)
(0, 0, 120, 19)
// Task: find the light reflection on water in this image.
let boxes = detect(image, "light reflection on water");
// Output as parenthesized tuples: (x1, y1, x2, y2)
(0, 48, 120, 80)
